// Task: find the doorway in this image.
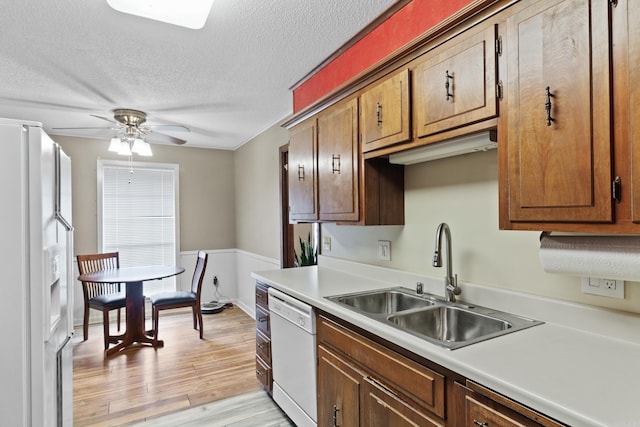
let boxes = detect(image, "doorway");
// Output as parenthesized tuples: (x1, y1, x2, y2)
(279, 144, 318, 268)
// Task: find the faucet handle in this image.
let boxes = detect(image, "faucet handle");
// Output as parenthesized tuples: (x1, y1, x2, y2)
(416, 282, 424, 294)
(453, 274, 461, 295)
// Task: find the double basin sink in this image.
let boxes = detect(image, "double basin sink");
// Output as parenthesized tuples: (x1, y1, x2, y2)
(326, 287, 543, 350)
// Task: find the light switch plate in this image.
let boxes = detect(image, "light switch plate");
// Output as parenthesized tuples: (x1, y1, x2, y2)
(377, 240, 391, 261)
(322, 236, 331, 252)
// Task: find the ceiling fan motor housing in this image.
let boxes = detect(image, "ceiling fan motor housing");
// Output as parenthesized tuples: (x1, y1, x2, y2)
(114, 109, 147, 127)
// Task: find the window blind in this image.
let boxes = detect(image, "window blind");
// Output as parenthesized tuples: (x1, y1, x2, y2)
(99, 161, 179, 295)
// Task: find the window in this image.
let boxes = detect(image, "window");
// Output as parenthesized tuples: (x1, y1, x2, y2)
(98, 160, 180, 295)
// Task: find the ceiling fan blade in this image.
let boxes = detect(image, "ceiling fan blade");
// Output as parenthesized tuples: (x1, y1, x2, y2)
(146, 124, 190, 132)
(52, 126, 115, 130)
(146, 131, 187, 145)
(90, 114, 118, 124)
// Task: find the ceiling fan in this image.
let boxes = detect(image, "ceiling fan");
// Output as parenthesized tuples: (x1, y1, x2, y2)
(53, 108, 189, 145)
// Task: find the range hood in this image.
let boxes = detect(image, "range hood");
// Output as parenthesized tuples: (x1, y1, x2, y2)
(388, 130, 497, 165)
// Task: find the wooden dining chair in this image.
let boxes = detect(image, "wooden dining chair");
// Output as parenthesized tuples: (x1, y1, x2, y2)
(150, 250, 208, 344)
(77, 252, 127, 349)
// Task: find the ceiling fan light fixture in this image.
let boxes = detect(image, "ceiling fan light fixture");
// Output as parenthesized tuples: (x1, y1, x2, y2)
(132, 138, 153, 156)
(117, 141, 133, 156)
(108, 137, 122, 153)
(105, 0, 215, 30)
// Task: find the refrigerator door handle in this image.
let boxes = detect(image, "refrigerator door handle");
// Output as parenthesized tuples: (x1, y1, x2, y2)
(54, 144, 73, 232)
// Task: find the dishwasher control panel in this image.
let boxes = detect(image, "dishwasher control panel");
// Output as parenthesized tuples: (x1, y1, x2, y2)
(268, 288, 316, 334)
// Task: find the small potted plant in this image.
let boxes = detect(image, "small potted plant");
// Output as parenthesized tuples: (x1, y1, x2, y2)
(294, 232, 317, 267)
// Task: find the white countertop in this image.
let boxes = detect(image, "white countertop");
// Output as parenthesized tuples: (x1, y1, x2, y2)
(252, 257, 640, 427)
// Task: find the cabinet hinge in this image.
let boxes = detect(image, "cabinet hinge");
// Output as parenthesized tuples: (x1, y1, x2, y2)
(610, 0, 618, 7)
(496, 81, 504, 101)
(495, 35, 503, 56)
(612, 176, 622, 203)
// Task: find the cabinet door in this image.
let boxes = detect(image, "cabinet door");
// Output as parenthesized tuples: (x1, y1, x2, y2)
(361, 378, 443, 427)
(413, 24, 497, 138)
(504, 0, 612, 223)
(318, 98, 359, 221)
(630, 0, 640, 223)
(317, 345, 361, 427)
(361, 69, 411, 152)
(288, 119, 318, 221)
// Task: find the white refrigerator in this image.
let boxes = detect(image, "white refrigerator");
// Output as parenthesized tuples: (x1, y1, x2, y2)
(0, 118, 74, 426)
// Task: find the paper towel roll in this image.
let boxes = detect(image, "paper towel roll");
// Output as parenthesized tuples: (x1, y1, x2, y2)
(539, 234, 640, 280)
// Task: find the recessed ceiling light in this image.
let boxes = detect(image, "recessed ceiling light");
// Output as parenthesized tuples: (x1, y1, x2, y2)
(106, 0, 215, 30)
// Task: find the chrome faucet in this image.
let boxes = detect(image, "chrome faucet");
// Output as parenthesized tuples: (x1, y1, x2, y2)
(433, 223, 461, 302)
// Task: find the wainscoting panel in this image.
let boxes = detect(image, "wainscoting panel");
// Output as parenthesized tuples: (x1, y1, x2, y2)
(73, 249, 280, 327)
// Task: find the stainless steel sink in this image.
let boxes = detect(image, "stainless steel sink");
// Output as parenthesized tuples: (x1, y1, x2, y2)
(388, 305, 510, 343)
(327, 289, 435, 314)
(326, 287, 543, 350)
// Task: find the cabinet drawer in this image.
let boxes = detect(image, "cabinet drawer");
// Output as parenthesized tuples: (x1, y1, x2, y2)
(462, 381, 566, 427)
(466, 395, 527, 427)
(318, 315, 445, 419)
(256, 305, 270, 336)
(256, 329, 271, 362)
(256, 355, 272, 392)
(256, 282, 269, 310)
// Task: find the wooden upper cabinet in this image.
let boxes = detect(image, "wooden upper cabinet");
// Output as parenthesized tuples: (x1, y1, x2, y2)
(630, 0, 640, 223)
(502, 0, 613, 224)
(361, 69, 411, 153)
(318, 98, 359, 221)
(413, 23, 498, 138)
(288, 118, 318, 221)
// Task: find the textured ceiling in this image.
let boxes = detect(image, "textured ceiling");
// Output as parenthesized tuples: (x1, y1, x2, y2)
(0, 0, 395, 150)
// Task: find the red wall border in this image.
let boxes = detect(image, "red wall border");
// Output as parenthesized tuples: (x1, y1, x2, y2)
(293, 0, 476, 113)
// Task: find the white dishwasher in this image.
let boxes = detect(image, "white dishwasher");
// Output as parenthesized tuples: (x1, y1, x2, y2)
(268, 287, 317, 427)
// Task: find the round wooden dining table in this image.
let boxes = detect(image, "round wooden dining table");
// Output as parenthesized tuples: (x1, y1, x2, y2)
(78, 265, 185, 356)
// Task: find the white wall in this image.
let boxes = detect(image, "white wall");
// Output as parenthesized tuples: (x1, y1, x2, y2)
(322, 150, 640, 314)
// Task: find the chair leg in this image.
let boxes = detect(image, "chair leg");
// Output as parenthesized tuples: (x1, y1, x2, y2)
(83, 305, 90, 341)
(116, 308, 121, 331)
(192, 308, 197, 330)
(102, 310, 111, 350)
(195, 305, 204, 340)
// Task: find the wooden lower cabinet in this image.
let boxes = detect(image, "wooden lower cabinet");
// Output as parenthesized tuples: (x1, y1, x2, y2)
(317, 345, 362, 427)
(255, 282, 272, 393)
(317, 312, 566, 427)
(317, 313, 447, 426)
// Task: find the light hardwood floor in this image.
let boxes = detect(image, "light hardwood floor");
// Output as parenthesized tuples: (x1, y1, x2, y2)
(73, 306, 265, 426)
(129, 390, 294, 427)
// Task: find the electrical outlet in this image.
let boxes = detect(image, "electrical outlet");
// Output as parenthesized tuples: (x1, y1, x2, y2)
(377, 240, 391, 261)
(581, 277, 624, 299)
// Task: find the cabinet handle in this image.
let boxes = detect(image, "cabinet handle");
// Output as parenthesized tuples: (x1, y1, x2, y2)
(545, 86, 554, 126)
(256, 369, 264, 377)
(445, 70, 454, 101)
(332, 405, 340, 427)
(257, 342, 264, 349)
(376, 102, 382, 126)
(297, 164, 304, 181)
(331, 154, 341, 174)
(473, 420, 488, 427)
(258, 316, 268, 323)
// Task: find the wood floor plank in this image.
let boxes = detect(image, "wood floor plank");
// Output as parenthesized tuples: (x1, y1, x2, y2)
(73, 306, 263, 426)
(129, 390, 294, 427)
